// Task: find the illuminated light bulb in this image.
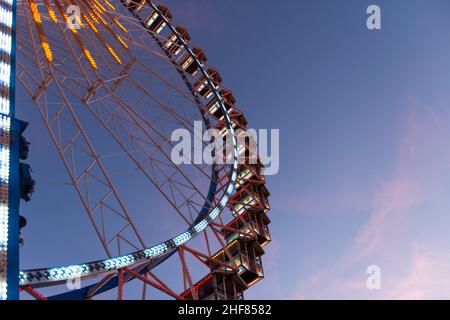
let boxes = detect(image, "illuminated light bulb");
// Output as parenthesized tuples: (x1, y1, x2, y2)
(81, 12, 98, 33)
(83, 47, 98, 70)
(43, 0, 58, 23)
(106, 44, 122, 65)
(85, 8, 100, 24)
(116, 36, 128, 49)
(114, 20, 128, 33)
(93, 0, 106, 13)
(28, 0, 54, 62)
(102, 0, 115, 11)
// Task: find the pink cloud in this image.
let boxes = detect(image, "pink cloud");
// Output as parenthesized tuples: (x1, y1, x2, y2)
(292, 96, 450, 299)
(393, 246, 431, 300)
(349, 174, 421, 264)
(345, 96, 450, 265)
(388, 244, 450, 300)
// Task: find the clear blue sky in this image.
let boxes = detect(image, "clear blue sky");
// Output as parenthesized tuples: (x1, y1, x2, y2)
(17, 0, 450, 299)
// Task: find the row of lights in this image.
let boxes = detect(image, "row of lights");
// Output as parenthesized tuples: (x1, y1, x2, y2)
(29, 0, 130, 69)
(0, 0, 13, 301)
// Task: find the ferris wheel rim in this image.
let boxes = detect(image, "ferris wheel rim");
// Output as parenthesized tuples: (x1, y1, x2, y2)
(18, 0, 240, 288)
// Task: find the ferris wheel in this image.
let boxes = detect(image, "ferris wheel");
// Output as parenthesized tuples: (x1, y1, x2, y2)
(2, 0, 271, 300)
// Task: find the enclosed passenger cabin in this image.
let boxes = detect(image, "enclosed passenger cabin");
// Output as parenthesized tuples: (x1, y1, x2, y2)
(225, 161, 271, 246)
(222, 212, 256, 243)
(145, 5, 172, 33)
(211, 240, 264, 287)
(235, 163, 265, 191)
(180, 274, 245, 300)
(229, 111, 248, 131)
(229, 184, 270, 217)
(222, 210, 271, 247)
(216, 119, 238, 139)
(164, 26, 190, 55)
(194, 68, 222, 98)
(225, 128, 258, 164)
(206, 89, 236, 121)
(125, 0, 147, 13)
(180, 48, 207, 76)
(215, 110, 249, 139)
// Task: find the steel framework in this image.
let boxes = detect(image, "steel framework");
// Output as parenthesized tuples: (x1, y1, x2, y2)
(12, 0, 271, 300)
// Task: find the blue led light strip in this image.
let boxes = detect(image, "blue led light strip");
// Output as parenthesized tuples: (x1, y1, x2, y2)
(0, 0, 15, 300)
(19, 1, 239, 287)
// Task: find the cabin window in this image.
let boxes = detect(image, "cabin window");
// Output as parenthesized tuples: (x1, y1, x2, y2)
(181, 56, 194, 70)
(145, 6, 172, 33)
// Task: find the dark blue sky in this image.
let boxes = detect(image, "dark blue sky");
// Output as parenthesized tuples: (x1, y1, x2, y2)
(17, 0, 450, 299)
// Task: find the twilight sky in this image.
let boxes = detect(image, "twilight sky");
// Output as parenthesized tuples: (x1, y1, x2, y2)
(16, 0, 450, 299)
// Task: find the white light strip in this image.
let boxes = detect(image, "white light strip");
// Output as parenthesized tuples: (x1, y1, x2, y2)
(0, 31, 11, 54)
(0, 116, 11, 300)
(0, 61, 10, 87)
(0, 0, 12, 301)
(0, 7, 13, 29)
